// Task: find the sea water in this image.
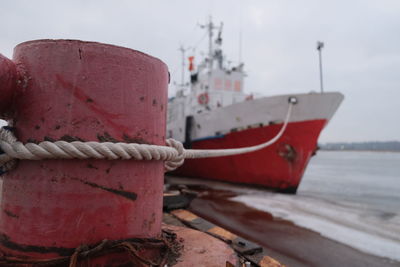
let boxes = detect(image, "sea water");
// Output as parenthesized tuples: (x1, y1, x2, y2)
(232, 151, 400, 261)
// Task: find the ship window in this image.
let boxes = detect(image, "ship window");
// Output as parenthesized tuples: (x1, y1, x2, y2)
(224, 80, 232, 90)
(197, 124, 201, 129)
(190, 73, 198, 83)
(214, 78, 222, 89)
(179, 128, 182, 133)
(234, 81, 241, 92)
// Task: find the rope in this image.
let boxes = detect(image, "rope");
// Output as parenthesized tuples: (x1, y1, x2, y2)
(183, 102, 293, 159)
(0, 100, 295, 173)
(0, 229, 183, 266)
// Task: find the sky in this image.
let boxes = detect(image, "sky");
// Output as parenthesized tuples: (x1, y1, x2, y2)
(0, 0, 399, 142)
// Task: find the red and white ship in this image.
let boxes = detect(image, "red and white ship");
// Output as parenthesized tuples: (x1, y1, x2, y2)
(167, 20, 343, 193)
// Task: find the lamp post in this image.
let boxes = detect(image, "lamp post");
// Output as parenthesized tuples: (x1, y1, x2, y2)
(317, 41, 324, 93)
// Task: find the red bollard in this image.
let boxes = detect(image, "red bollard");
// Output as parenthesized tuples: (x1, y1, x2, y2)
(0, 54, 17, 115)
(0, 40, 168, 263)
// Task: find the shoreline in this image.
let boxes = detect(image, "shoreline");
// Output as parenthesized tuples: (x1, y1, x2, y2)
(165, 176, 399, 267)
(320, 149, 400, 153)
(188, 192, 399, 267)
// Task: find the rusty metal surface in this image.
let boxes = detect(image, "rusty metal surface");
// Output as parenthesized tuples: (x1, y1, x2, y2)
(171, 209, 285, 267)
(0, 40, 169, 262)
(164, 224, 239, 267)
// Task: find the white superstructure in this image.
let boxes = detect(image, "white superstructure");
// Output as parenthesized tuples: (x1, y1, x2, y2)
(167, 19, 343, 144)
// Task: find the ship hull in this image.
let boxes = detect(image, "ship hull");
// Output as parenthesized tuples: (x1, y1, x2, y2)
(168, 92, 344, 193)
(173, 119, 326, 193)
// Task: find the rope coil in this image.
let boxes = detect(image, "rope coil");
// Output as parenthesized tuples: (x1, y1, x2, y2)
(0, 229, 182, 267)
(0, 101, 294, 173)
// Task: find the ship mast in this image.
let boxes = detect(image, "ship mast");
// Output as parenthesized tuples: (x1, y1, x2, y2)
(200, 17, 212, 70)
(207, 18, 214, 70)
(178, 45, 186, 88)
(200, 16, 221, 71)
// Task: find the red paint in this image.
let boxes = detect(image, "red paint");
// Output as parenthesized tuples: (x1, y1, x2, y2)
(174, 119, 327, 192)
(0, 40, 168, 262)
(57, 74, 123, 120)
(55, 75, 132, 134)
(197, 92, 209, 105)
(0, 54, 17, 114)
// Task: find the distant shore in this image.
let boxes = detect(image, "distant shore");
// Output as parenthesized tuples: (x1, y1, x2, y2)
(319, 141, 400, 152)
(320, 149, 400, 153)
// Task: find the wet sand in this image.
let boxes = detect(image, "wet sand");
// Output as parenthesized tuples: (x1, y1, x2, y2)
(166, 176, 399, 267)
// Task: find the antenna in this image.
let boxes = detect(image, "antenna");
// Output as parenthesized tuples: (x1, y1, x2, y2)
(200, 16, 216, 70)
(178, 45, 191, 88)
(239, 30, 242, 64)
(178, 45, 185, 87)
(238, 0, 243, 64)
(317, 41, 324, 93)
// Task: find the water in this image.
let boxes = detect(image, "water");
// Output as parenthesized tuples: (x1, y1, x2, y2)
(299, 151, 400, 212)
(233, 151, 400, 261)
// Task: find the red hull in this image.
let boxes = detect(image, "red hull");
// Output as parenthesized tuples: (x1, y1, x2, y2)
(173, 119, 327, 192)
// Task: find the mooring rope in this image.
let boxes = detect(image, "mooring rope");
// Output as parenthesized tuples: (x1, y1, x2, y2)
(0, 229, 182, 266)
(0, 98, 295, 173)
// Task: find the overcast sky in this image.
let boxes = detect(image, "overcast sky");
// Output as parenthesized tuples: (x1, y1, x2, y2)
(1, 0, 399, 142)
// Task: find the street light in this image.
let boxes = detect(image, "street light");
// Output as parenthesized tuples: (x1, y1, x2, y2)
(317, 41, 324, 93)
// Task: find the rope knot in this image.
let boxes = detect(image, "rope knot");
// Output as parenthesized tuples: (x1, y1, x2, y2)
(0, 127, 18, 174)
(164, 138, 185, 171)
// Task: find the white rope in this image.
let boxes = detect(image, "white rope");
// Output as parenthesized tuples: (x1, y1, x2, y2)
(183, 103, 293, 159)
(0, 102, 294, 173)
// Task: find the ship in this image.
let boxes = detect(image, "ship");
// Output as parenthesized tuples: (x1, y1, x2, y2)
(167, 20, 344, 193)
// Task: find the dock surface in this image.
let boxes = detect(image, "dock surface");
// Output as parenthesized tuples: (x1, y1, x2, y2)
(166, 175, 399, 267)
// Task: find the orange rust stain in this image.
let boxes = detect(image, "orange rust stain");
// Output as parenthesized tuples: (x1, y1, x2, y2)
(207, 226, 237, 241)
(171, 209, 198, 222)
(259, 256, 286, 267)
